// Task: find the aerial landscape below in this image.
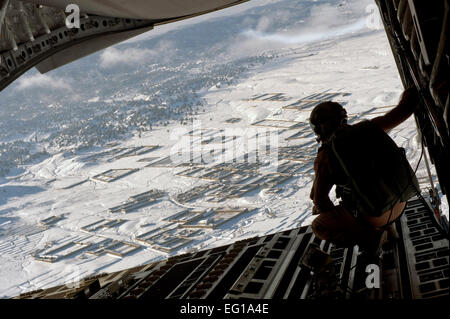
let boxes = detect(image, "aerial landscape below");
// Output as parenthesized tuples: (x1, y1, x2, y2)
(0, 0, 448, 298)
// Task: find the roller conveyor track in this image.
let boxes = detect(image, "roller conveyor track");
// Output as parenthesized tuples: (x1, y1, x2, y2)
(15, 197, 449, 300)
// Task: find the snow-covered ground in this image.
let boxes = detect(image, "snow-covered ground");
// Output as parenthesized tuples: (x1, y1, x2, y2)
(0, 4, 448, 298)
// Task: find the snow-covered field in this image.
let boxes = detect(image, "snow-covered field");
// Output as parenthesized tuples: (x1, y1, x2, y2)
(0, 1, 448, 298)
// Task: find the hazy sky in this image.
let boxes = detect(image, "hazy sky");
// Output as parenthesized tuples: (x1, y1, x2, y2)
(126, 0, 286, 42)
(127, 0, 376, 44)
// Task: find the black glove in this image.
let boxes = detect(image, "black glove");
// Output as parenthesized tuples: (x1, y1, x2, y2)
(400, 86, 419, 110)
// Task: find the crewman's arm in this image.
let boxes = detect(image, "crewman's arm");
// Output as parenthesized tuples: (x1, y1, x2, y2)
(371, 87, 419, 133)
(310, 149, 335, 214)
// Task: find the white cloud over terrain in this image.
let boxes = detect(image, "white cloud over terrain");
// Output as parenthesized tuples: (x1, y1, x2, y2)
(126, 0, 286, 43)
(228, 0, 376, 57)
(242, 17, 367, 45)
(16, 73, 72, 91)
(99, 41, 175, 68)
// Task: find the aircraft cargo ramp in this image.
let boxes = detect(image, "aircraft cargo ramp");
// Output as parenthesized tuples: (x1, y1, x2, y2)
(14, 196, 449, 300)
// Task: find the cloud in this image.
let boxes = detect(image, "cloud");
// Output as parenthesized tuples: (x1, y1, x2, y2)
(126, 0, 285, 43)
(302, 0, 374, 31)
(99, 41, 175, 68)
(99, 47, 153, 68)
(228, 0, 375, 58)
(242, 18, 367, 45)
(16, 73, 72, 91)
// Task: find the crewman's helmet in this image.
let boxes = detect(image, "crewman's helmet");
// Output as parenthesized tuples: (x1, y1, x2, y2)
(309, 101, 348, 143)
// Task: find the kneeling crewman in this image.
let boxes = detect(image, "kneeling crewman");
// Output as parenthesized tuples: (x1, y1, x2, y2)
(309, 87, 420, 253)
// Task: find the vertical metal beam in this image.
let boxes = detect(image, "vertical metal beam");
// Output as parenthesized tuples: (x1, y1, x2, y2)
(0, 0, 10, 35)
(36, 4, 50, 34)
(4, 17, 17, 51)
(18, 1, 34, 41)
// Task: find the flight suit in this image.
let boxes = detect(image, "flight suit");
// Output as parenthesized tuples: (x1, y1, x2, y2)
(310, 139, 406, 250)
(309, 88, 418, 250)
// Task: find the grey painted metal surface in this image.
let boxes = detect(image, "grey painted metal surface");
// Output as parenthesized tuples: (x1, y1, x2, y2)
(0, 0, 10, 35)
(22, 0, 248, 20)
